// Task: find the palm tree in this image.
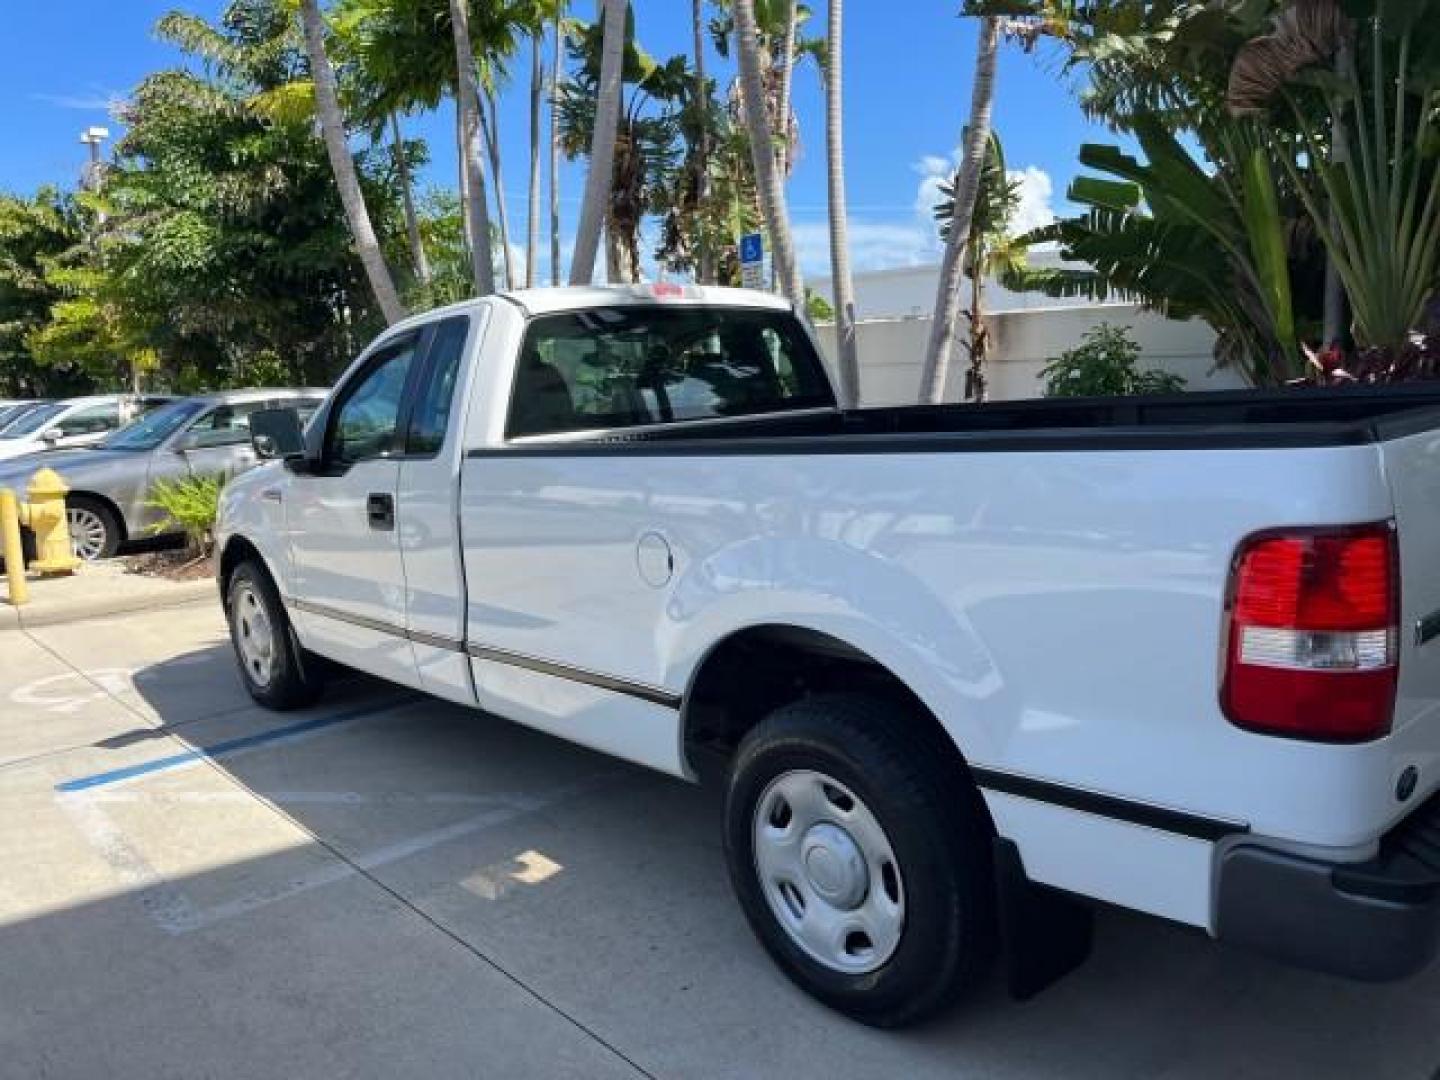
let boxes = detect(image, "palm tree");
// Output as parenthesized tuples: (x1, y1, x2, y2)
(919, 15, 999, 404)
(526, 18, 543, 287)
(389, 111, 432, 285)
(549, 5, 565, 285)
(558, 39, 687, 283)
(774, 1, 797, 179)
(933, 132, 1024, 402)
(570, 0, 627, 284)
(710, 1, 819, 183)
(824, 0, 858, 406)
(733, 0, 804, 310)
(480, 87, 517, 287)
(297, 0, 406, 324)
(448, 0, 497, 294)
(1227, 0, 1440, 356)
(691, 0, 713, 284)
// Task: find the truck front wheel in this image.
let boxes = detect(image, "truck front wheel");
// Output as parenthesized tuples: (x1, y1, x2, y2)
(722, 694, 996, 1027)
(226, 560, 323, 710)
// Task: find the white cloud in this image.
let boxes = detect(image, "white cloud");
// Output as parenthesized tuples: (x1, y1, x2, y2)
(910, 146, 1057, 242)
(793, 219, 936, 277)
(30, 90, 124, 114)
(798, 149, 1058, 283)
(1008, 165, 1056, 236)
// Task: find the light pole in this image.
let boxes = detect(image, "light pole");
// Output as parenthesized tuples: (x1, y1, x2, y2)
(78, 126, 110, 192)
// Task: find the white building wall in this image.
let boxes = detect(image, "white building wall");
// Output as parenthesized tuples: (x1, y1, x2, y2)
(810, 249, 1112, 321)
(814, 304, 1245, 407)
(809, 258, 1248, 405)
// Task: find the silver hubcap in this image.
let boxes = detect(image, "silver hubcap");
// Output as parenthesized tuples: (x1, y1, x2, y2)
(67, 507, 107, 561)
(233, 584, 276, 689)
(753, 769, 905, 974)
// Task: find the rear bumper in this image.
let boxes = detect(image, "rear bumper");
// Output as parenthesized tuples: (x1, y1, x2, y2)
(1216, 791, 1440, 981)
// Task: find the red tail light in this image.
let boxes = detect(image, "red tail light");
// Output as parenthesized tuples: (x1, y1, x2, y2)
(1221, 523, 1399, 742)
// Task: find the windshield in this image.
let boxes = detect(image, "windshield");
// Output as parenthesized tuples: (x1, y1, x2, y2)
(0, 401, 68, 439)
(101, 399, 208, 451)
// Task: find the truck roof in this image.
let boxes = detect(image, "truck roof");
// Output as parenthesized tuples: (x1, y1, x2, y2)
(501, 284, 795, 316)
(387, 285, 794, 334)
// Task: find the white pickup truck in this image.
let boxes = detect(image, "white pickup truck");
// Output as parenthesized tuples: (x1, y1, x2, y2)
(217, 285, 1440, 1027)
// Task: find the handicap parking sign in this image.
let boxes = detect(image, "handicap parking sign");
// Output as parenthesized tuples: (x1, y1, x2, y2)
(739, 232, 764, 267)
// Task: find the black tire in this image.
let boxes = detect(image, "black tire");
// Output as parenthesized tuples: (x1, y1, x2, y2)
(723, 694, 997, 1028)
(66, 495, 121, 561)
(226, 559, 323, 710)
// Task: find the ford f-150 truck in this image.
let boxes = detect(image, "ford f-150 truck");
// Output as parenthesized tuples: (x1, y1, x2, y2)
(216, 285, 1440, 1027)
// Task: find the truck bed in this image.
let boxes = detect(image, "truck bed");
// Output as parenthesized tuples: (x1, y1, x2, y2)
(525, 384, 1440, 455)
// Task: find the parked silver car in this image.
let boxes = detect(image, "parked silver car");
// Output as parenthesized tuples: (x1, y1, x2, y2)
(0, 388, 325, 560)
(0, 394, 175, 462)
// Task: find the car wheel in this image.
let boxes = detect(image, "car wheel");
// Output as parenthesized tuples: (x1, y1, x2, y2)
(227, 559, 323, 710)
(66, 496, 120, 561)
(723, 694, 997, 1028)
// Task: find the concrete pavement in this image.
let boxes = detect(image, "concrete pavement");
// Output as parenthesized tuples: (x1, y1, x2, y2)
(0, 559, 212, 630)
(3, 604, 1439, 1078)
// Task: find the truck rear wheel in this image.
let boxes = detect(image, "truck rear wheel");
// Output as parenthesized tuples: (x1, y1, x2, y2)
(227, 559, 323, 710)
(722, 694, 996, 1028)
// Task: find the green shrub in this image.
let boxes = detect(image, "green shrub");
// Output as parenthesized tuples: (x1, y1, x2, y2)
(1040, 323, 1187, 398)
(146, 473, 225, 554)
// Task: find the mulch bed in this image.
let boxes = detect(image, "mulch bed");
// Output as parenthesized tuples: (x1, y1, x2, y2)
(120, 548, 216, 582)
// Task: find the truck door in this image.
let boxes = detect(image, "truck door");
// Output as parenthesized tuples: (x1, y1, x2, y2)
(287, 331, 424, 689)
(395, 312, 479, 706)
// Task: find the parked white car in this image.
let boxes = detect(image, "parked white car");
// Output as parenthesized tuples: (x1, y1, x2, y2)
(217, 286, 1440, 1026)
(0, 395, 172, 462)
(0, 400, 46, 430)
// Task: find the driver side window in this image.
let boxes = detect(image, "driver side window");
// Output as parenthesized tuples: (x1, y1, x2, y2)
(327, 335, 419, 465)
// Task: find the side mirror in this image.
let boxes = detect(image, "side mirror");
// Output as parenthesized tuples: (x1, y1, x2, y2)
(40, 427, 62, 446)
(250, 407, 307, 466)
(174, 431, 201, 453)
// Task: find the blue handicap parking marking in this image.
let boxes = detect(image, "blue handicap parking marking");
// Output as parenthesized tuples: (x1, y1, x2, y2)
(55, 697, 415, 793)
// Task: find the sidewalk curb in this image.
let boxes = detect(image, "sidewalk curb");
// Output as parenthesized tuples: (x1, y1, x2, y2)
(3, 578, 216, 631)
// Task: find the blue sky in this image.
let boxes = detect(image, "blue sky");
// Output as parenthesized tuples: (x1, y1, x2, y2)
(0, 1, 1115, 279)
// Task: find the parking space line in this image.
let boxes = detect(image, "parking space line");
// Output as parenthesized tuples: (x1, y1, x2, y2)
(57, 792, 204, 934)
(180, 779, 612, 932)
(53, 696, 418, 793)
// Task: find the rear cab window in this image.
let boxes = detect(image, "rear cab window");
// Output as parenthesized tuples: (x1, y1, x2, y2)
(506, 305, 834, 439)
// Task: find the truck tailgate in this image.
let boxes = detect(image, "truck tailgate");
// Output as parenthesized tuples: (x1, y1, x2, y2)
(1381, 423, 1440, 802)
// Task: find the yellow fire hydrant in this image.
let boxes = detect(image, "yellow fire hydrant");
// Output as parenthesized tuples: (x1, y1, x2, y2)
(0, 467, 81, 606)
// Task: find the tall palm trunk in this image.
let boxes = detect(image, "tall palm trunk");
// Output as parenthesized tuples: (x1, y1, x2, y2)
(550, 12, 563, 285)
(390, 111, 431, 286)
(775, 1, 797, 180)
(298, 0, 405, 324)
(825, 0, 859, 407)
(481, 88, 517, 288)
(449, 0, 496, 296)
(570, 0, 626, 285)
(456, 103, 473, 258)
(965, 259, 989, 401)
(734, 0, 804, 311)
(919, 15, 999, 404)
(692, 0, 713, 284)
(526, 31, 543, 288)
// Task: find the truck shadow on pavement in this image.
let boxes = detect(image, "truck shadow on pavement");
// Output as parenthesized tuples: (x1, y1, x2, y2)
(13, 641, 1440, 1080)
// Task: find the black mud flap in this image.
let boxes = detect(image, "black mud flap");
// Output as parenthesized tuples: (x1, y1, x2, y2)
(994, 837, 1095, 1000)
